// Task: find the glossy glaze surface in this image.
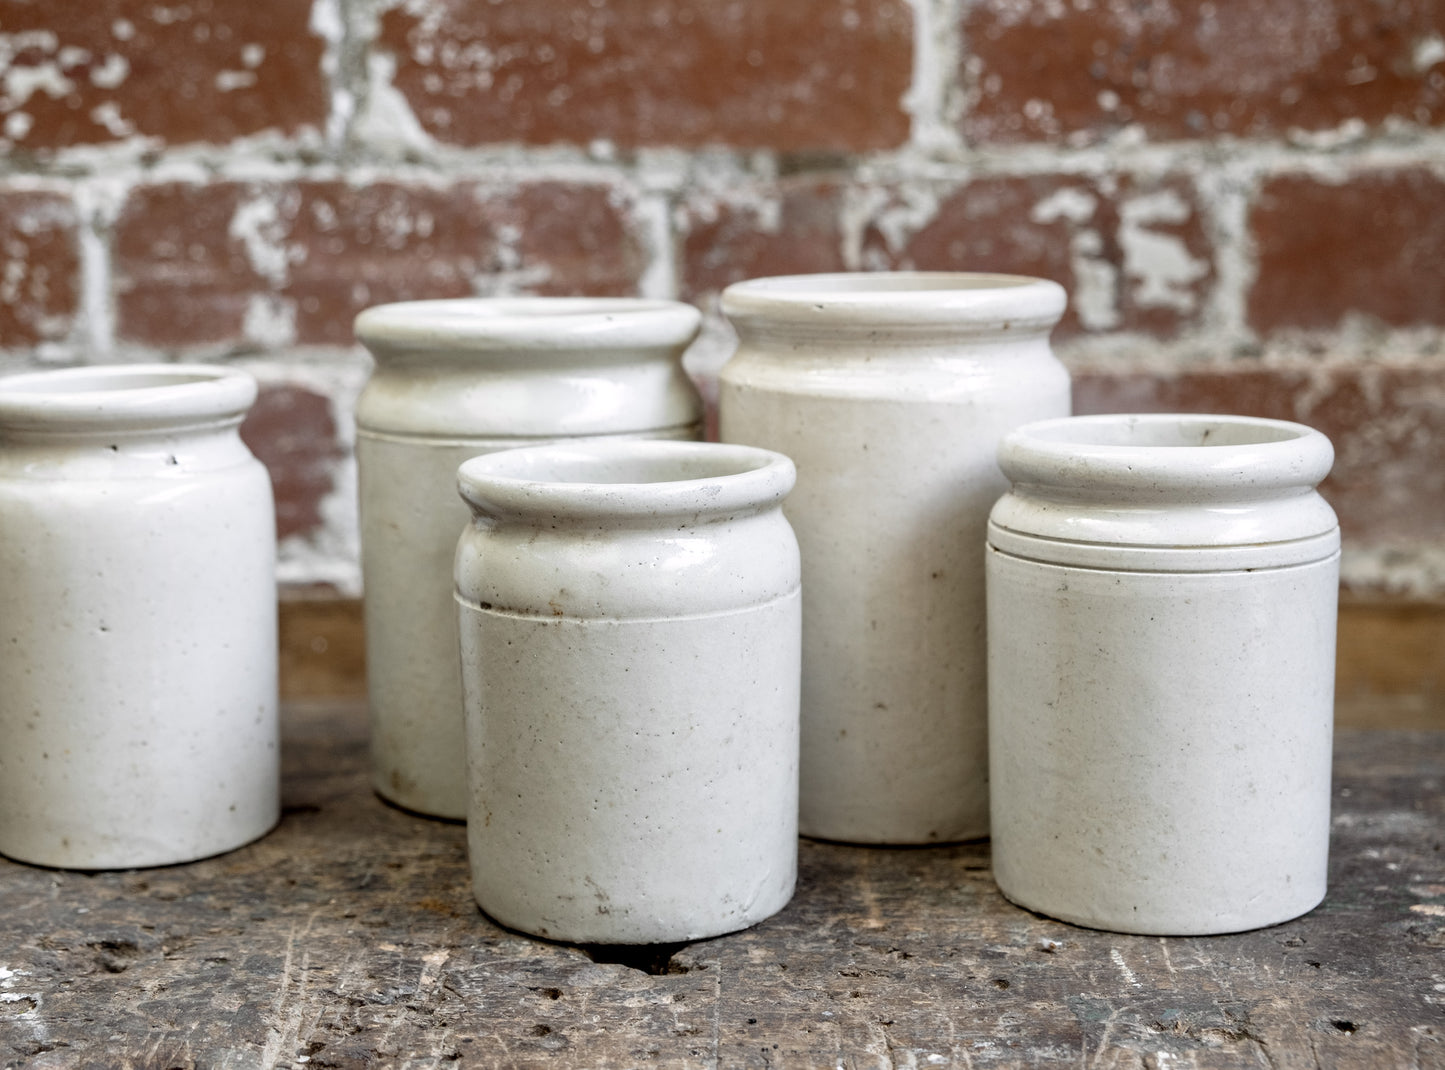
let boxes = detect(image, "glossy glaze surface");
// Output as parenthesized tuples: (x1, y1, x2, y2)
(988, 413, 1340, 934)
(0, 365, 278, 869)
(720, 272, 1070, 844)
(354, 298, 703, 818)
(455, 440, 800, 943)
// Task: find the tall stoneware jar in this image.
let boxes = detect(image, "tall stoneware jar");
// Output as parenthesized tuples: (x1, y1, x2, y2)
(0, 365, 279, 869)
(988, 413, 1340, 934)
(719, 272, 1069, 844)
(456, 440, 800, 943)
(354, 299, 703, 819)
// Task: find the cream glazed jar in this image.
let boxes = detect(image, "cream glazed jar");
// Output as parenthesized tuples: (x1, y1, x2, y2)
(719, 272, 1070, 844)
(354, 299, 703, 819)
(0, 365, 279, 869)
(987, 413, 1340, 935)
(455, 440, 800, 944)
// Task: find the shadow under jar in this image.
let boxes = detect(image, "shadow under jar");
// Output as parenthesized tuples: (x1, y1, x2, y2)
(987, 413, 1340, 935)
(0, 365, 278, 869)
(354, 299, 703, 820)
(455, 440, 800, 944)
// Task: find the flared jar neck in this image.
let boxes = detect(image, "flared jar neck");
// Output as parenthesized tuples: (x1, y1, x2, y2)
(0, 364, 256, 445)
(722, 271, 1066, 350)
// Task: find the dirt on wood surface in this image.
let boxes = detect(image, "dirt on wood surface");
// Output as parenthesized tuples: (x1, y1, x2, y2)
(0, 705, 1441, 1069)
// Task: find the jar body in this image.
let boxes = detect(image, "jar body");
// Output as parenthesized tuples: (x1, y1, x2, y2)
(355, 299, 703, 818)
(986, 413, 1340, 934)
(0, 366, 278, 869)
(455, 441, 800, 943)
(719, 273, 1069, 844)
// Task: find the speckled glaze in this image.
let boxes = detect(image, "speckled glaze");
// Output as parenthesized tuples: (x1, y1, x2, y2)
(354, 298, 703, 819)
(0, 365, 279, 870)
(455, 440, 800, 944)
(987, 413, 1340, 935)
(719, 272, 1070, 844)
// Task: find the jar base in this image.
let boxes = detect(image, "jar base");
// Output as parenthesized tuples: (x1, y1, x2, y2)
(0, 811, 281, 873)
(799, 827, 990, 848)
(994, 881, 1328, 937)
(473, 890, 795, 947)
(371, 781, 467, 824)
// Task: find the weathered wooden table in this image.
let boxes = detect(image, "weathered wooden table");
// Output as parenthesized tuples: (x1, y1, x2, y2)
(1, 703, 1441, 1069)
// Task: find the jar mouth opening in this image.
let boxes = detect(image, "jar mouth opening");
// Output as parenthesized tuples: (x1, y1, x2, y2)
(721, 272, 1067, 333)
(998, 413, 1335, 498)
(458, 441, 795, 521)
(475, 449, 773, 487)
(1020, 414, 1310, 450)
(0, 364, 257, 433)
(726, 271, 1051, 297)
(354, 298, 702, 355)
(0, 369, 226, 395)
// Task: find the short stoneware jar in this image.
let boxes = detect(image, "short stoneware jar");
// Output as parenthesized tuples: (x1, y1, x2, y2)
(0, 364, 279, 870)
(719, 272, 1070, 844)
(455, 440, 800, 944)
(354, 298, 703, 819)
(987, 413, 1340, 935)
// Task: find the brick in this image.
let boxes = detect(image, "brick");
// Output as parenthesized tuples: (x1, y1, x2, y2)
(115, 181, 646, 348)
(488, 183, 649, 299)
(377, 0, 912, 150)
(679, 180, 847, 303)
(1250, 169, 1445, 333)
(1073, 363, 1445, 546)
(114, 182, 261, 347)
(289, 181, 646, 345)
(0, 190, 80, 347)
(0, 0, 327, 149)
(861, 174, 1214, 337)
(962, 0, 1445, 145)
(283, 183, 503, 348)
(239, 383, 344, 541)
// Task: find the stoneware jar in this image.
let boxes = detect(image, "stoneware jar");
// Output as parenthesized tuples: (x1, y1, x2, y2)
(354, 298, 703, 819)
(455, 440, 800, 944)
(719, 272, 1070, 844)
(0, 364, 279, 869)
(987, 413, 1340, 935)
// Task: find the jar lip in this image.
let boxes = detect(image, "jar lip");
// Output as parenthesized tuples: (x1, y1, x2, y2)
(0, 364, 257, 433)
(999, 413, 1335, 496)
(458, 440, 796, 522)
(355, 298, 702, 356)
(721, 272, 1066, 330)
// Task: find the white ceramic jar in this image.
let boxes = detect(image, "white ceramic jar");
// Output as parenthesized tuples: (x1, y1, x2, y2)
(0, 364, 279, 869)
(455, 440, 800, 944)
(987, 413, 1340, 935)
(719, 272, 1070, 844)
(354, 298, 703, 819)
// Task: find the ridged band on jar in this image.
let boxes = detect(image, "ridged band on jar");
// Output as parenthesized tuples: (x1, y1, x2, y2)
(989, 413, 1340, 572)
(354, 298, 703, 439)
(455, 440, 799, 620)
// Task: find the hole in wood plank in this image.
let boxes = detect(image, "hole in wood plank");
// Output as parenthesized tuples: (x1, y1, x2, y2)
(1330, 1019, 1359, 1033)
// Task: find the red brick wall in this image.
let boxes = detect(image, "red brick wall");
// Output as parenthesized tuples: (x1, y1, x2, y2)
(1, 0, 1442, 598)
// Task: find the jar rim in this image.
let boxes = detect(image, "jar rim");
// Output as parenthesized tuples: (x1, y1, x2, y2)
(999, 413, 1334, 497)
(457, 440, 795, 523)
(721, 272, 1066, 332)
(0, 364, 258, 434)
(355, 298, 702, 357)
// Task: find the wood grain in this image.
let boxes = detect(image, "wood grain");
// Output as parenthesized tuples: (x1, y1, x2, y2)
(278, 596, 1445, 728)
(0, 703, 1441, 1068)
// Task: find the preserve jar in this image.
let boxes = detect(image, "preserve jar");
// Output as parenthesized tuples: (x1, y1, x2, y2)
(455, 440, 800, 943)
(987, 413, 1340, 934)
(354, 298, 703, 818)
(719, 272, 1070, 844)
(0, 364, 279, 869)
